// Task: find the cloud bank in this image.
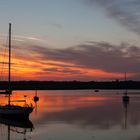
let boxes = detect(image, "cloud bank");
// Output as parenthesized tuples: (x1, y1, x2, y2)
(16, 41, 140, 75)
(87, 0, 140, 35)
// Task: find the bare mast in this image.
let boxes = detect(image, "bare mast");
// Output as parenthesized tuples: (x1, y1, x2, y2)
(8, 23, 11, 106)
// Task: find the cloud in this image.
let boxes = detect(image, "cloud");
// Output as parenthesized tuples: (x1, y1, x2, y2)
(0, 35, 46, 43)
(47, 21, 63, 29)
(22, 42, 140, 74)
(13, 35, 46, 43)
(42, 67, 85, 75)
(87, 0, 140, 35)
(5, 40, 140, 80)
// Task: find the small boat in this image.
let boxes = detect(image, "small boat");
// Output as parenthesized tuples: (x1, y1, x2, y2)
(94, 89, 99, 92)
(122, 72, 129, 103)
(123, 95, 129, 102)
(0, 23, 34, 119)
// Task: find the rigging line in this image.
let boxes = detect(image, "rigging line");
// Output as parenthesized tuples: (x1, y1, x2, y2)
(0, 32, 9, 81)
(1, 46, 8, 81)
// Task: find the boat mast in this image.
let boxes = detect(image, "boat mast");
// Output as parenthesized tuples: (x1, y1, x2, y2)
(8, 23, 11, 106)
(125, 72, 127, 96)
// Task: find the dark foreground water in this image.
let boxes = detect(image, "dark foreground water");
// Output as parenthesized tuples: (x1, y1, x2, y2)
(1, 90, 140, 140)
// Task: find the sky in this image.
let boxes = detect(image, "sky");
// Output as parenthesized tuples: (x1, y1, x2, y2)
(0, 0, 140, 81)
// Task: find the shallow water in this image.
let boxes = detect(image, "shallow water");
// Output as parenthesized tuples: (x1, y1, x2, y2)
(1, 90, 140, 140)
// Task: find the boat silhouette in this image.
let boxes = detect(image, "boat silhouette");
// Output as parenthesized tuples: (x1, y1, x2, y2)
(0, 23, 34, 119)
(122, 72, 129, 102)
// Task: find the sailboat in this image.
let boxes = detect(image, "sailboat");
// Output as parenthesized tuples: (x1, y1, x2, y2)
(122, 72, 129, 102)
(0, 23, 34, 119)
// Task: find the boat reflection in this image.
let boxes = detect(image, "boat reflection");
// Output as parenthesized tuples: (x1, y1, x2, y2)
(123, 96, 129, 129)
(33, 90, 39, 115)
(0, 116, 33, 140)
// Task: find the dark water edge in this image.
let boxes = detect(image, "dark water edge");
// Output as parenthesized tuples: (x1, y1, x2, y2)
(0, 81, 140, 90)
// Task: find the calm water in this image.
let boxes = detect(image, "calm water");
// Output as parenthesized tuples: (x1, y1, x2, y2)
(1, 90, 140, 140)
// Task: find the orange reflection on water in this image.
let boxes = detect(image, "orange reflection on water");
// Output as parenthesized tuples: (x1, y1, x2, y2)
(38, 95, 108, 113)
(0, 90, 114, 120)
(0, 94, 33, 107)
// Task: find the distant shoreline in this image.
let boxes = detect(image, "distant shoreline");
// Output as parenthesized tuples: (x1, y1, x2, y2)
(0, 81, 140, 90)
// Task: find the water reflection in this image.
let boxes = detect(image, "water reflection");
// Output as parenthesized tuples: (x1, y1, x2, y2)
(29, 91, 140, 129)
(33, 91, 140, 140)
(0, 117, 33, 140)
(33, 90, 39, 115)
(1, 90, 140, 140)
(123, 96, 129, 129)
(38, 98, 123, 129)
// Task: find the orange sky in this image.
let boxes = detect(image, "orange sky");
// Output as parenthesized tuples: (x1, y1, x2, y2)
(0, 0, 140, 81)
(0, 34, 137, 81)
(0, 49, 135, 81)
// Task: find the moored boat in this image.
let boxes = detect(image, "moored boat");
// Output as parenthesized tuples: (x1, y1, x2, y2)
(0, 23, 34, 119)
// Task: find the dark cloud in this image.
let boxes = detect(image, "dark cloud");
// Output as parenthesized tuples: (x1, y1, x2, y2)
(87, 0, 140, 35)
(42, 67, 85, 75)
(10, 40, 140, 80)
(22, 42, 140, 74)
(45, 62, 78, 68)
